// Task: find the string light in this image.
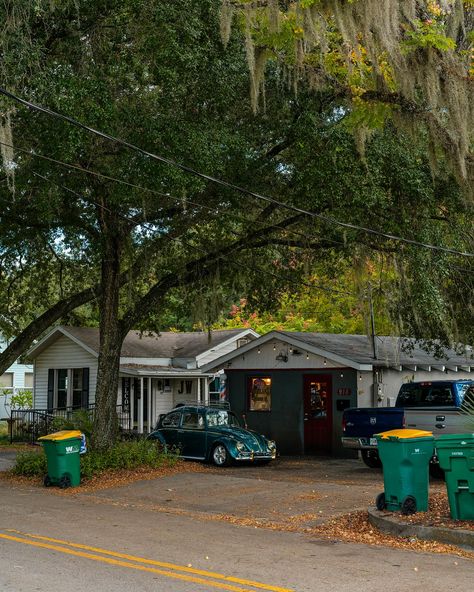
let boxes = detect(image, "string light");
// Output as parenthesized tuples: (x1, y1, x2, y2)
(257, 347, 261, 354)
(323, 359, 327, 366)
(306, 352, 309, 360)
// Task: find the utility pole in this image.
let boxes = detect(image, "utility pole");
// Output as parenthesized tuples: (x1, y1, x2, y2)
(368, 282, 378, 360)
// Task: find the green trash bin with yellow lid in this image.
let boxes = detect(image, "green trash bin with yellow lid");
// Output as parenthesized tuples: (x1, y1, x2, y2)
(436, 433, 474, 520)
(375, 428, 434, 514)
(38, 430, 82, 488)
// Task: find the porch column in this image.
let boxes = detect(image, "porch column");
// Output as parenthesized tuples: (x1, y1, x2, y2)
(204, 377, 210, 405)
(197, 377, 201, 404)
(147, 376, 152, 433)
(138, 377, 144, 434)
(130, 380, 135, 431)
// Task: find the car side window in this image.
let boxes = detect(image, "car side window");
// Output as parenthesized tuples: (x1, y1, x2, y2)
(182, 411, 204, 430)
(162, 411, 181, 428)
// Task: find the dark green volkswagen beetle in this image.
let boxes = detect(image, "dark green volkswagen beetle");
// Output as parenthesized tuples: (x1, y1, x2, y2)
(149, 405, 277, 466)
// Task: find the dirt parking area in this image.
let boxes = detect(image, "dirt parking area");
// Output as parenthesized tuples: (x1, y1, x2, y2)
(76, 456, 386, 530)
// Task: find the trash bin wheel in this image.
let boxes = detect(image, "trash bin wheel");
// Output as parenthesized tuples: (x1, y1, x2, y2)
(401, 495, 417, 515)
(375, 492, 386, 511)
(58, 475, 71, 489)
(43, 475, 53, 488)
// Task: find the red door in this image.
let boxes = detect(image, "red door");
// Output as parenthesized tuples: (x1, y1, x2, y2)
(303, 375, 333, 454)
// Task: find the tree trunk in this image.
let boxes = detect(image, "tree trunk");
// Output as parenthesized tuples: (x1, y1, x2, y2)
(92, 207, 124, 450)
(0, 286, 99, 376)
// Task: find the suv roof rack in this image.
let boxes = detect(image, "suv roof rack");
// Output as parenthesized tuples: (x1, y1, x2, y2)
(172, 400, 231, 410)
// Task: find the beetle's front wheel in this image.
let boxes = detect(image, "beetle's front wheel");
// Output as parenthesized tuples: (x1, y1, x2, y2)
(212, 444, 230, 467)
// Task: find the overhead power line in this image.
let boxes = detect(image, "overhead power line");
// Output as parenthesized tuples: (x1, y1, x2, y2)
(0, 139, 346, 251)
(1, 87, 473, 258)
(31, 170, 356, 298)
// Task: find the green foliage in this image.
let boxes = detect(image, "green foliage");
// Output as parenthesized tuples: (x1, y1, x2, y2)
(50, 410, 94, 440)
(12, 449, 47, 476)
(10, 390, 33, 410)
(79, 440, 178, 480)
(11, 440, 178, 480)
(402, 20, 456, 53)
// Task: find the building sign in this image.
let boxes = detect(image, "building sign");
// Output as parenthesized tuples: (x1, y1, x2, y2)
(249, 377, 271, 411)
(337, 387, 351, 396)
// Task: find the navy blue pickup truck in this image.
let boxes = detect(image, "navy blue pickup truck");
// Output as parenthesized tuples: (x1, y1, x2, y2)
(341, 380, 473, 468)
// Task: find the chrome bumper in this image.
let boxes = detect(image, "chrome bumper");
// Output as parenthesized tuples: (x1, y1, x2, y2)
(341, 437, 377, 450)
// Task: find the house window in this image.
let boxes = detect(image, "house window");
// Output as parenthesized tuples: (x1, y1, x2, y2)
(24, 373, 34, 388)
(0, 372, 13, 388)
(54, 369, 85, 409)
(249, 377, 271, 411)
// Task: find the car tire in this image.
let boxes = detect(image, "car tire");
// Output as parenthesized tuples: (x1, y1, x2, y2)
(429, 462, 445, 480)
(361, 449, 382, 469)
(211, 444, 230, 467)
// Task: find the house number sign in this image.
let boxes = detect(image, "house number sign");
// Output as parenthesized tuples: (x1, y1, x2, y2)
(337, 388, 351, 396)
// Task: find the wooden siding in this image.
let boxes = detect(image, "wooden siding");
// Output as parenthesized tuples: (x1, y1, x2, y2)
(197, 340, 249, 368)
(222, 340, 342, 370)
(34, 335, 97, 408)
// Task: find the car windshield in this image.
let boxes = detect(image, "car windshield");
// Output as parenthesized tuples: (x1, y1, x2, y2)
(206, 410, 240, 428)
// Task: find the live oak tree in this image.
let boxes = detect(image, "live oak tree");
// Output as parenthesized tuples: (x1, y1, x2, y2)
(222, 0, 473, 191)
(0, 0, 472, 446)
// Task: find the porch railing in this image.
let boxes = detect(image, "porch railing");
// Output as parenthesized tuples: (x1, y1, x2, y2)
(8, 404, 131, 444)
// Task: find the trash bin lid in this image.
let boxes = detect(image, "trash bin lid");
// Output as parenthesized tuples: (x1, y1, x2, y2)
(38, 430, 82, 441)
(376, 428, 433, 440)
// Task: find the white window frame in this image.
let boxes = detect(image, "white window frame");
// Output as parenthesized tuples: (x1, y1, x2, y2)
(54, 368, 84, 409)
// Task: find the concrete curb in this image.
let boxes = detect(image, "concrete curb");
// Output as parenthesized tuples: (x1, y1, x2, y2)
(368, 507, 474, 550)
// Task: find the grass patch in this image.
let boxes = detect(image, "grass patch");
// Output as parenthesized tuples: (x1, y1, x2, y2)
(11, 440, 178, 481)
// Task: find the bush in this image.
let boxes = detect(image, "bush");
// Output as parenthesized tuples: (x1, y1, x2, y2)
(12, 450, 47, 476)
(11, 439, 178, 481)
(50, 409, 94, 440)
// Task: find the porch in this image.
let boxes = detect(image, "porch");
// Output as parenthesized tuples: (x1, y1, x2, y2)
(118, 370, 219, 434)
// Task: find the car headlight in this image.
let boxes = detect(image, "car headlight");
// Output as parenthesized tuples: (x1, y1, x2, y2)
(267, 440, 276, 451)
(235, 441, 246, 452)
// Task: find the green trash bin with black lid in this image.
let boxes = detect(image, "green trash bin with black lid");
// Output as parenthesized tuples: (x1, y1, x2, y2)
(38, 430, 82, 488)
(375, 429, 434, 514)
(436, 433, 474, 520)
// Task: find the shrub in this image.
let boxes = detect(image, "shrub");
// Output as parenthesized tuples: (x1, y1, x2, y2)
(11, 439, 178, 481)
(12, 450, 47, 476)
(50, 409, 94, 440)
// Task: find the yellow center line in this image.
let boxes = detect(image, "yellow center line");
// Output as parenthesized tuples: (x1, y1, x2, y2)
(1, 531, 293, 592)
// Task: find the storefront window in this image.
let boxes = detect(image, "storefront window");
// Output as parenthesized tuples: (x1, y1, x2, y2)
(249, 377, 271, 411)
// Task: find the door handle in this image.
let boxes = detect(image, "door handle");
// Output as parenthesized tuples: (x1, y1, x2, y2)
(436, 415, 445, 421)
(435, 424, 445, 429)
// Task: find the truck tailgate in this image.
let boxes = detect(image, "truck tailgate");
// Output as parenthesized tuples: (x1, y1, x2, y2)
(343, 407, 404, 438)
(404, 408, 473, 437)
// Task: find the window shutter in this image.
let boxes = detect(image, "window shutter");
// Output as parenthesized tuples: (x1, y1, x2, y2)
(47, 369, 54, 411)
(81, 367, 90, 408)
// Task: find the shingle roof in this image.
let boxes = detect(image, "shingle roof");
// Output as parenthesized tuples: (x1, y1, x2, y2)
(63, 326, 249, 358)
(277, 331, 473, 366)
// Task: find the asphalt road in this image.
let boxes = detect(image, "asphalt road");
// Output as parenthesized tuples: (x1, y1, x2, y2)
(0, 459, 473, 592)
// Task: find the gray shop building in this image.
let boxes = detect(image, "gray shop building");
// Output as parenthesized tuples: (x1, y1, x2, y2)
(202, 331, 473, 456)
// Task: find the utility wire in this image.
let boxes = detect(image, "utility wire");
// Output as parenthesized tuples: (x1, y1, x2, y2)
(1, 87, 472, 258)
(3, 140, 472, 279)
(0, 139, 346, 251)
(33, 171, 356, 298)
